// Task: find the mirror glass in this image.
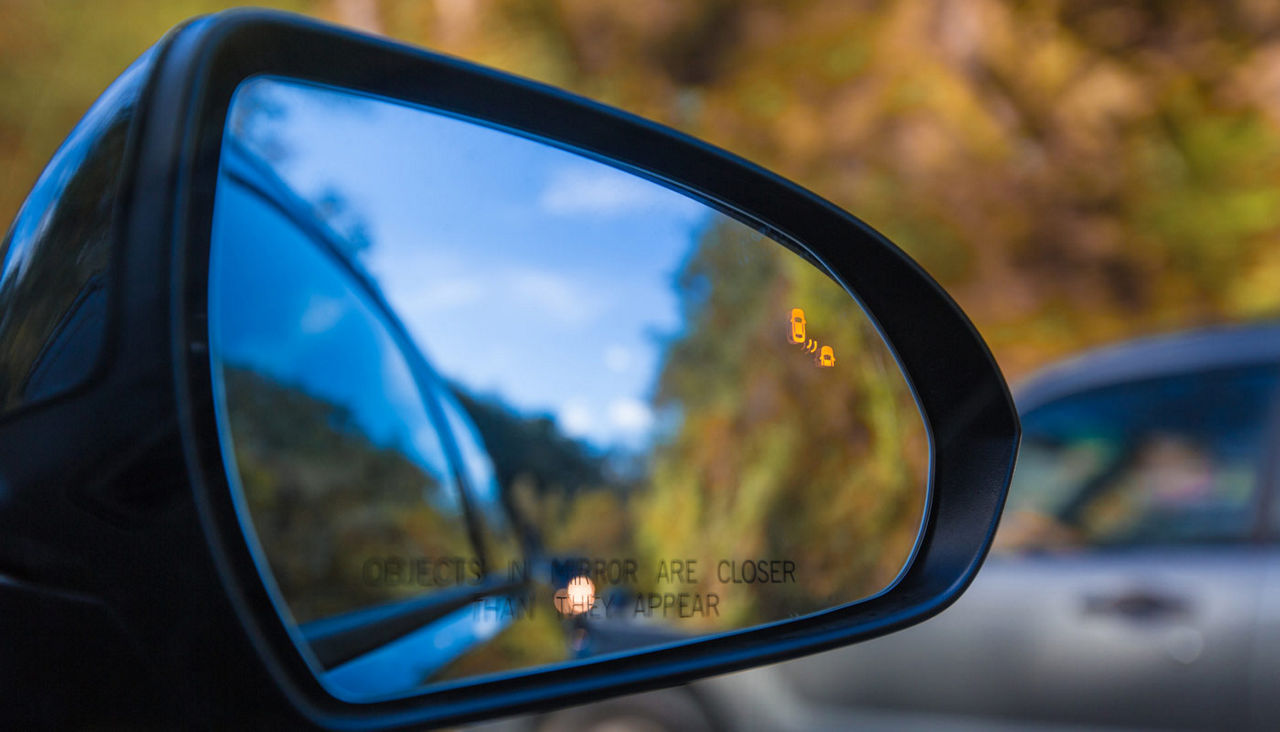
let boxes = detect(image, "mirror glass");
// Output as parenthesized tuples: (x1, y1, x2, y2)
(208, 76, 929, 701)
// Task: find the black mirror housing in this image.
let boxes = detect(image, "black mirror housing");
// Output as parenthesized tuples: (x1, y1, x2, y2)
(0, 10, 1018, 729)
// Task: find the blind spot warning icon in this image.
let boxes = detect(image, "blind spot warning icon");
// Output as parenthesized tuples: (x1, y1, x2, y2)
(818, 346, 836, 367)
(788, 308, 806, 344)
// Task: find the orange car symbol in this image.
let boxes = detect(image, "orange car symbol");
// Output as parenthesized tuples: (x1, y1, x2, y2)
(789, 308, 806, 344)
(818, 345, 835, 367)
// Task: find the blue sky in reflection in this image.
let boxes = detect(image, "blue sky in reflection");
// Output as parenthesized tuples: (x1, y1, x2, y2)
(210, 173, 458, 495)
(234, 78, 715, 450)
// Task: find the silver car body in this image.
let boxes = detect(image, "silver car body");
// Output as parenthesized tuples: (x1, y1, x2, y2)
(686, 324, 1280, 731)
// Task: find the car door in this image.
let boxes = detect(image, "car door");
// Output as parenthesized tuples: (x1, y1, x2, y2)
(774, 360, 1280, 730)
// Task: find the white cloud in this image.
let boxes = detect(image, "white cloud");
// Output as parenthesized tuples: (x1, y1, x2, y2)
(559, 400, 594, 438)
(539, 164, 702, 218)
(608, 397, 653, 435)
(557, 397, 655, 445)
(371, 244, 604, 329)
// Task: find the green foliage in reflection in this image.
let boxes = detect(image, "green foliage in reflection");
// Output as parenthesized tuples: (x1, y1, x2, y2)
(441, 221, 928, 630)
(224, 365, 580, 682)
(632, 221, 927, 626)
(448, 387, 636, 562)
(223, 365, 475, 624)
(451, 386, 608, 498)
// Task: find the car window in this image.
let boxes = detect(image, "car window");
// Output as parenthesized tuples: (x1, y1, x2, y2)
(210, 160, 480, 625)
(994, 364, 1280, 553)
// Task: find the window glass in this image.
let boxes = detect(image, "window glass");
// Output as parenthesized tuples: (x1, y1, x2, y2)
(995, 364, 1280, 552)
(210, 160, 478, 625)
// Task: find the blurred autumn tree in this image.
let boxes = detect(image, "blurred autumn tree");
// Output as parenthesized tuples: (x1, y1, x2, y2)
(377, 0, 1280, 378)
(6, 0, 1280, 375)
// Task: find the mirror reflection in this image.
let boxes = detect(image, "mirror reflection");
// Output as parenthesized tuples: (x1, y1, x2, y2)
(209, 77, 929, 700)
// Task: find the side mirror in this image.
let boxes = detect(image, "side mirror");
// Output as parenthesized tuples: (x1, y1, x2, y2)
(0, 10, 1018, 729)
